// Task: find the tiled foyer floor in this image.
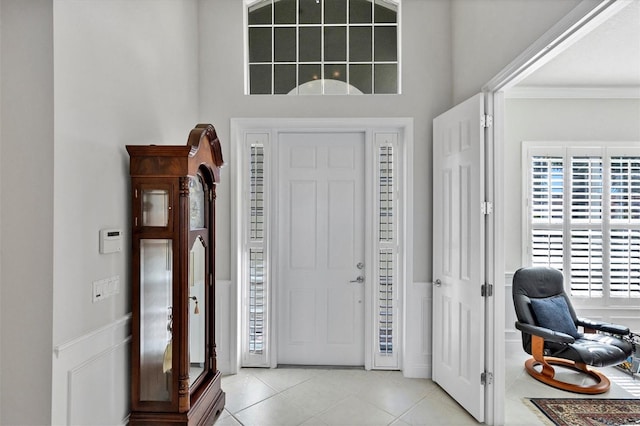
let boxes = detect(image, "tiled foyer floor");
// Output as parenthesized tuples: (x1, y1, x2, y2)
(214, 342, 639, 425)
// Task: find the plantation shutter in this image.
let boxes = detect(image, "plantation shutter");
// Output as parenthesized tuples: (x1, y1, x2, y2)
(530, 156, 564, 270)
(609, 156, 640, 298)
(243, 137, 270, 367)
(569, 156, 603, 297)
(374, 134, 399, 368)
(527, 145, 640, 303)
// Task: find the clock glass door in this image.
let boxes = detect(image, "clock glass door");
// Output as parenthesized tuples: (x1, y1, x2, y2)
(189, 175, 207, 386)
(139, 238, 173, 402)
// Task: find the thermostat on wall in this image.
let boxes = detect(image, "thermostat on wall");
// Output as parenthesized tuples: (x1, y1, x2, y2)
(100, 228, 123, 254)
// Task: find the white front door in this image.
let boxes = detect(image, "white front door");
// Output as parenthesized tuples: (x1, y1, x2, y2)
(432, 93, 486, 422)
(277, 132, 365, 366)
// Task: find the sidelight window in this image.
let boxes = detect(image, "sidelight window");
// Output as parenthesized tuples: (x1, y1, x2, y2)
(243, 140, 270, 365)
(373, 135, 399, 368)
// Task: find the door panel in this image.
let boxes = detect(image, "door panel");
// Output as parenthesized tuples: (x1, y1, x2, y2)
(278, 132, 365, 366)
(432, 93, 485, 422)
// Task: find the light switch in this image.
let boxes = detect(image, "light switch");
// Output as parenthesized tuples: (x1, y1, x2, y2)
(92, 279, 104, 302)
(92, 275, 120, 302)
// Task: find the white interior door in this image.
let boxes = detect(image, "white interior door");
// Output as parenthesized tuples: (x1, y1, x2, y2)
(432, 93, 486, 422)
(278, 132, 365, 366)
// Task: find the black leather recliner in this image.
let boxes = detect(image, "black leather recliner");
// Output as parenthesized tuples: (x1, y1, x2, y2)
(513, 266, 633, 394)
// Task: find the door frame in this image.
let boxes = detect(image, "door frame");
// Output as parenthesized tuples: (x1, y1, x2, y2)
(482, 1, 629, 424)
(230, 117, 414, 372)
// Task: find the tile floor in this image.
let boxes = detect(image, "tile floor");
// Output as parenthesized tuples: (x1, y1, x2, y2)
(214, 341, 639, 425)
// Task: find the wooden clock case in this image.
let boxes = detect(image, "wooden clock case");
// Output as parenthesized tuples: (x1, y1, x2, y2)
(126, 124, 225, 425)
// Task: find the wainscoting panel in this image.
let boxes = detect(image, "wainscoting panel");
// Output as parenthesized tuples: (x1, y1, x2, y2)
(67, 338, 129, 425)
(51, 280, 233, 425)
(52, 314, 131, 426)
(504, 272, 519, 343)
(403, 281, 431, 378)
(215, 280, 232, 375)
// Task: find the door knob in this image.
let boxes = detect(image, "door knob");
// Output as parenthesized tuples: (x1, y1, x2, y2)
(356, 262, 364, 270)
(350, 276, 364, 283)
(434, 279, 442, 287)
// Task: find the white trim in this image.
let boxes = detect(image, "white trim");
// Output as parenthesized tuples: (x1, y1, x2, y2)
(231, 117, 413, 372)
(53, 313, 131, 358)
(483, 0, 633, 93)
(215, 280, 234, 374)
(483, 90, 505, 426)
(481, 2, 636, 424)
(506, 86, 640, 99)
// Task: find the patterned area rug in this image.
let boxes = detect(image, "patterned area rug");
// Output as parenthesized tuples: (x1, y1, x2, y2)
(529, 398, 640, 426)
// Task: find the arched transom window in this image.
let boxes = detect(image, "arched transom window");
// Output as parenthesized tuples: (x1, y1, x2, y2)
(246, 0, 400, 95)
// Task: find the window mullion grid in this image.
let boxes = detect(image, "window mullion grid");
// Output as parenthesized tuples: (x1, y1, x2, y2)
(294, 0, 300, 95)
(346, 0, 351, 92)
(370, 2, 374, 93)
(321, 1, 325, 94)
(271, 0, 275, 95)
(248, 0, 398, 95)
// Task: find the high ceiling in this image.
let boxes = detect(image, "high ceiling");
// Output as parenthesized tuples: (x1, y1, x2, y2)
(516, 0, 640, 88)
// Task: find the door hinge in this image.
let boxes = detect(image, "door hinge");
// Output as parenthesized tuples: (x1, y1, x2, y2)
(481, 283, 493, 297)
(481, 371, 493, 385)
(481, 201, 493, 215)
(481, 114, 493, 128)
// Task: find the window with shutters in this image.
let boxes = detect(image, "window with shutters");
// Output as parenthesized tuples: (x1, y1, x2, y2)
(242, 138, 270, 366)
(378, 144, 394, 355)
(373, 134, 399, 368)
(245, 0, 400, 95)
(525, 143, 640, 305)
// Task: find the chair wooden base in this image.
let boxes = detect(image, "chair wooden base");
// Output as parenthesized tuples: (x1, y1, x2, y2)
(524, 356, 610, 394)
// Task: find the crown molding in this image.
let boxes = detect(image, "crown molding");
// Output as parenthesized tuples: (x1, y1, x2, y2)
(505, 86, 640, 99)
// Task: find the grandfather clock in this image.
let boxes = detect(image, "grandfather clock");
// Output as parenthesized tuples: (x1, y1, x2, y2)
(127, 124, 225, 425)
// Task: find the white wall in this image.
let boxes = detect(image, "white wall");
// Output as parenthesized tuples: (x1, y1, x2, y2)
(50, 1, 199, 424)
(53, 0, 200, 344)
(0, 1, 54, 424)
(451, 0, 585, 104)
